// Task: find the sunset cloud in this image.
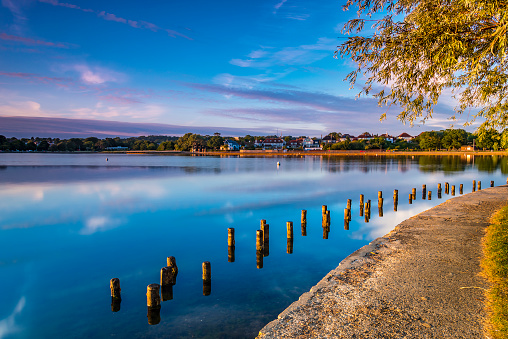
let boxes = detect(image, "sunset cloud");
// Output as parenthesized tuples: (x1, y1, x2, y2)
(0, 32, 73, 48)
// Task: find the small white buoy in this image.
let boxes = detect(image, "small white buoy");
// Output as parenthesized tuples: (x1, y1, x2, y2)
(277, 162, 280, 167)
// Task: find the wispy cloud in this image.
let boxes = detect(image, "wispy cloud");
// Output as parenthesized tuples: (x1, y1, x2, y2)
(1, 0, 33, 33)
(0, 296, 26, 339)
(273, 0, 288, 13)
(0, 32, 74, 48)
(230, 37, 336, 68)
(38, 0, 192, 40)
(71, 64, 125, 85)
(0, 71, 71, 85)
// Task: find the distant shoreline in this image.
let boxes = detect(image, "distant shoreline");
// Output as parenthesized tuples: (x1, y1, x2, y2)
(1, 150, 507, 156)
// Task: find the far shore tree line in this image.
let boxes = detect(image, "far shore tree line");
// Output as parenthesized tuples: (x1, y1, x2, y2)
(0, 128, 506, 152)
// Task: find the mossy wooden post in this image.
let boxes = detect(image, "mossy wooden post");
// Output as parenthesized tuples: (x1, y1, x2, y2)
(412, 188, 416, 200)
(147, 305, 161, 325)
(451, 185, 455, 196)
(287, 222, 294, 252)
(409, 193, 413, 204)
(460, 184, 464, 194)
(202, 262, 211, 295)
(473, 180, 476, 192)
(478, 181, 482, 190)
(147, 284, 161, 308)
(262, 224, 270, 257)
(110, 278, 121, 312)
(422, 184, 426, 200)
(428, 191, 432, 200)
(359, 194, 364, 216)
(491, 180, 494, 187)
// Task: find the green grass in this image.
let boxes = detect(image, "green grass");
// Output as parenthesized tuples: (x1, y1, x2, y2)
(482, 206, 508, 339)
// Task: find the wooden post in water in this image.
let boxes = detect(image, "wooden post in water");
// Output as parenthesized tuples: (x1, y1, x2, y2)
(228, 228, 235, 247)
(491, 180, 494, 187)
(256, 230, 264, 252)
(260, 219, 266, 228)
(160, 266, 174, 288)
(445, 182, 449, 194)
(287, 222, 294, 253)
(451, 185, 455, 196)
(460, 184, 463, 194)
(422, 184, 427, 200)
(344, 208, 349, 222)
(301, 210, 307, 225)
(359, 194, 364, 216)
(472, 180, 476, 192)
(110, 278, 121, 299)
(344, 218, 349, 231)
(261, 223, 269, 257)
(322, 205, 327, 227)
(228, 244, 235, 263)
(347, 199, 352, 211)
(478, 181, 482, 190)
(110, 278, 121, 312)
(147, 284, 161, 308)
(166, 256, 178, 284)
(378, 191, 383, 199)
(412, 188, 416, 200)
(202, 261, 211, 295)
(326, 210, 331, 225)
(364, 202, 370, 222)
(437, 183, 442, 192)
(393, 189, 398, 211)
(147, 289, 161, 325)
(428, 191, 432, 200)
(409, 193, 413, 204)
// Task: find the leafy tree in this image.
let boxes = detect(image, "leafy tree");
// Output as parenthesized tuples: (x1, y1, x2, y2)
(206, 136, 224, 150)
(337, 0, 508, 130)
(477, 129, 501, 150)
(501, 130, 508, 150)
(441, 129, 467, 150)
(418, 131, 442, 150)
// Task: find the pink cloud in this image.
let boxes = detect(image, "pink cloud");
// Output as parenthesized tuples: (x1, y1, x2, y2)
(0, 32, 73, 48)
(97, 11, 127, 24)
(38, 0, 93, 12)
(98, 95, 142, 105)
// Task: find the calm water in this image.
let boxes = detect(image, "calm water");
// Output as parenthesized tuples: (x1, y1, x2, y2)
(0, 153, 506, 338)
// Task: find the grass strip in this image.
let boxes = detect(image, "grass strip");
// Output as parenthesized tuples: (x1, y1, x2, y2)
(482, 206, 508, 339)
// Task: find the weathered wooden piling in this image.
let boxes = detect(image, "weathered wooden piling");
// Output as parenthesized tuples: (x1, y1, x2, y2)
(322, 205, 327, 227)
(409, 193, 413, 204)
(326, 210, 331, 225)
(428, 191, 432, 200)
(451, 185, 455, 196)
(323, 226, 329, 239)
(491, 180, 494, 187)
(257, 248, 264, 268)
(287, 221, 294, 252)
(147, 284, 161, 308)
(263, 224, 270, 256)
(437, 183, 442, 192)
(445, 182, 449, 194)
(160, 266, 174, 287)
(393, 189, 398, 201)
(110, 278, 121, 312)
(412, 188, 416, 200)
(359, 194, 364, 216)
(301, 223, 307, 236)
(378, 191, 383, 199)
(301, 210, 307, 225)
(347, 199, 352, 210)
(228, 228, 235, 247)
(202, 262, 211, 295)
(166, 256, 178, 284)
(344, 219, 349, 231)
(473, 180, 476, 192)
(110, 278, 121, 299)
(378, 204, 383, 217)
(260, 219, 266, 228)
(478, 181, 482, 190)
(460, 184, 463, 194)
(378, 197, 383, 208)
(422, 184, 426, 199)
(256, 230, 264, 251)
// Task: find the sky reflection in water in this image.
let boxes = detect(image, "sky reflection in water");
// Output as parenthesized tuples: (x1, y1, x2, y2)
(0, 153, 506, 338)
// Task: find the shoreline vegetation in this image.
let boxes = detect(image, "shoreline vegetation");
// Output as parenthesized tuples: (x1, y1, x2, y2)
(482, 206, 508, 339)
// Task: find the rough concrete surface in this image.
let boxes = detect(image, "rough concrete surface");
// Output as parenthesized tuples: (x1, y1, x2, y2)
(257, 186, 508, 339)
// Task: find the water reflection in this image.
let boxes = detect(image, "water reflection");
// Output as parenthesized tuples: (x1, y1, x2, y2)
(1, 154, 507, 338)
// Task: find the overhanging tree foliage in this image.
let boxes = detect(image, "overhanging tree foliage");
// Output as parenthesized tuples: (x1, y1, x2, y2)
(337, 0, 508, 130)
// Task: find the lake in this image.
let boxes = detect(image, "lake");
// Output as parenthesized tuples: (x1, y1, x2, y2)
(0, 153, 506, 338)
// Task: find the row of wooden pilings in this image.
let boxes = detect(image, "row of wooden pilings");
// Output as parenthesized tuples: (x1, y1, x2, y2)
(109, 178, 502, 325)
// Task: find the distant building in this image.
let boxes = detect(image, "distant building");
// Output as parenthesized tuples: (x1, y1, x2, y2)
(461, 145, 474, 151)
(322, 135, 337, 144)
(223, 139, 240, 150)
(379, 133, 396, 143)
(303, 138, 322, 150)
(356, 132, 373, 141)
(338, 134, 355, 142)
(262, 138, 284, 149)
(287, 138, 304, 149)
(397, 133, 413, 142)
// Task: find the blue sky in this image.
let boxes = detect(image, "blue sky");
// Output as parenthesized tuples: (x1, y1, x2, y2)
(0, 0, 478, 137)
